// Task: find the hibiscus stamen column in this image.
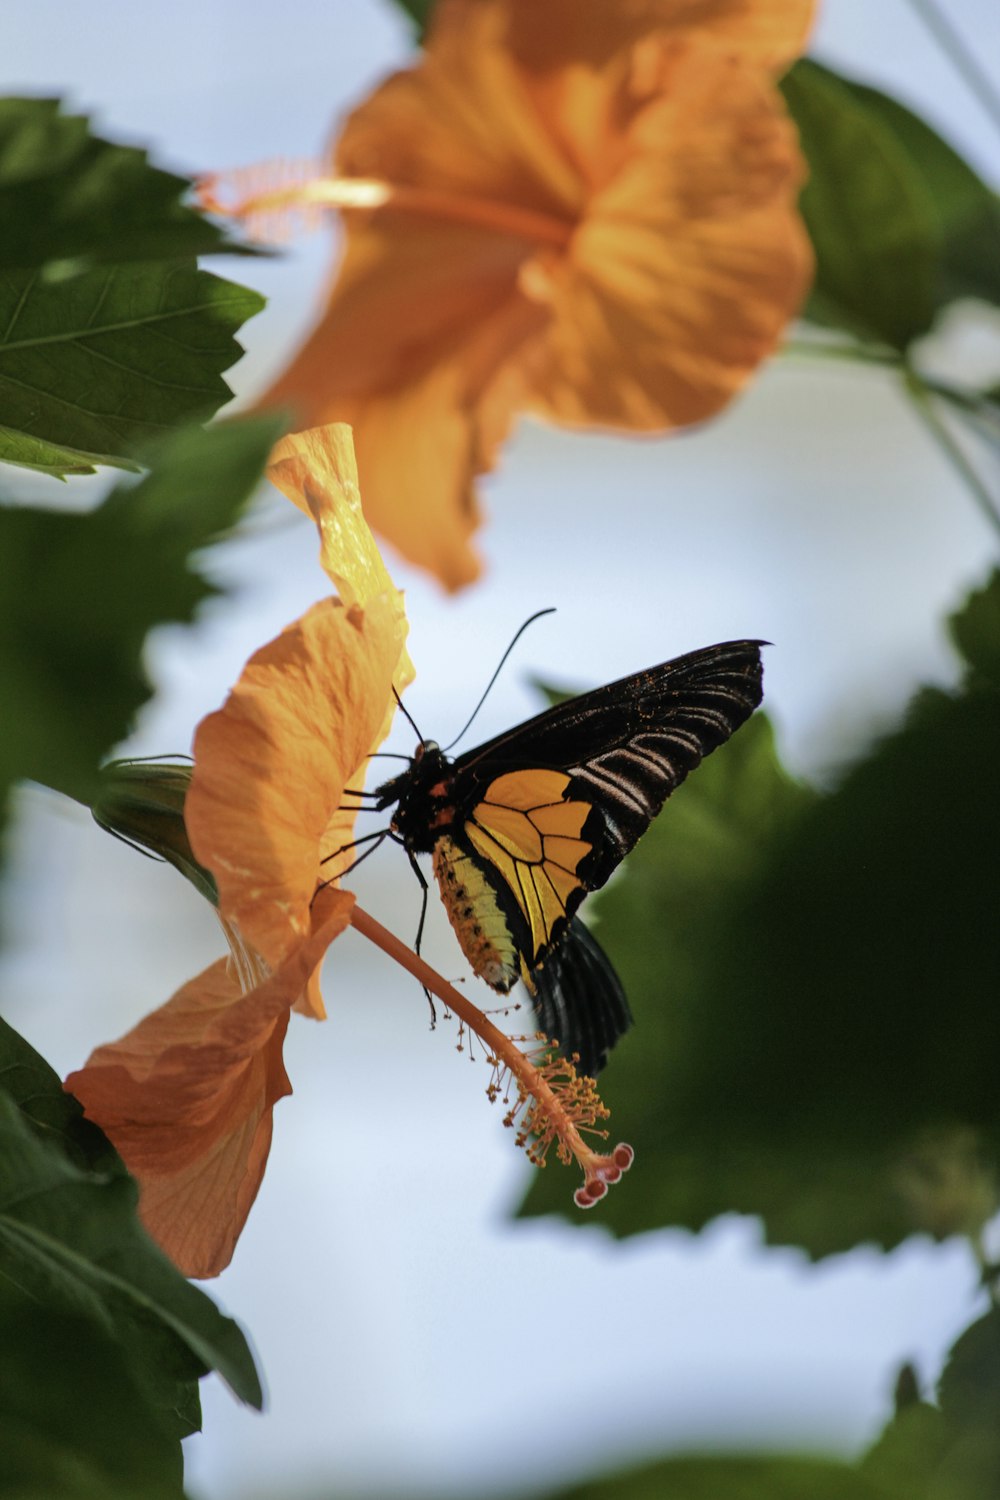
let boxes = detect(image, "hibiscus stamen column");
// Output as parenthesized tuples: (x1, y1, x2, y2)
(198, 165, 574, 250)
(349, 904, 634, 1207)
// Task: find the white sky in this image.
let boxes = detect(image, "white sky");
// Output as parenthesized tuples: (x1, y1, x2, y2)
(2, 2, 1000, 1497)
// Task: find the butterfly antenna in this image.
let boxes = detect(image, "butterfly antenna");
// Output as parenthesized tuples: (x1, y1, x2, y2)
(442, 608, 556, 753)
(391, 684, 426, 743)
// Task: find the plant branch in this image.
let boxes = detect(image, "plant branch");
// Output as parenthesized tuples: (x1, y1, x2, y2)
(904, 369, 1000, 538)
(905, 0, 1000, 141)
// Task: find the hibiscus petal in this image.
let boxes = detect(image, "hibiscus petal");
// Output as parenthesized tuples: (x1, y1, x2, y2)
(267, 423, 400, 612)
(490, 0, 815, 76)
(526, 41, 812, 430)
(256, 21, 579, 590)
(66, 892, 354, 1278)
(186, 594, 402, 970)
(260, 224, 554, 589)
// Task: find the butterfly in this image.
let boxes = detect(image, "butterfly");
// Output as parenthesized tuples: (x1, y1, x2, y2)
(372, 639, 765, 1077)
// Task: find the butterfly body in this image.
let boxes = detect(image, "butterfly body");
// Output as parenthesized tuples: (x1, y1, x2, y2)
(375, 640, 765, 1076)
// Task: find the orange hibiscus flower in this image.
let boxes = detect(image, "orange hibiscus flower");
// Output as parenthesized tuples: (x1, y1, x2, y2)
(214, 0, 814, 589)
(68, 426, 412, 1277)
(71, 425, 631, 1277)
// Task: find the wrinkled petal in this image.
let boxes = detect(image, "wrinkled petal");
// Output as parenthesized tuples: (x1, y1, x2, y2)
(528, 41, 812, 429)
(186, 594, 402, 971)
(66, 892, 354, 1278)
(487, 0, 815, 75)
(321, 287, 549, 588)
(267, 422, 401, 612)
(187, 425, 411, 970)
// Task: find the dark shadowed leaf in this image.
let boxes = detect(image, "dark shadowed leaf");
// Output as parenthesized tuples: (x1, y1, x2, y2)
(0, 97, 252, 270)
(0, 261, 264, 476)
(938, 1308, 1000, 1430)
(949, 570, 1000, 691)
(0, 1013, 120, 1176)
(0, 414, 283, 828)
(519, 575, 1000, 1256)
(0, 1288, 185, 1500)
(0, 1019, 262, 1437)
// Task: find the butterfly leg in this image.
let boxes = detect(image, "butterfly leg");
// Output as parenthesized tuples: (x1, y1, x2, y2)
(310, 829, 390, 907)
(405, 849, 437, 1029)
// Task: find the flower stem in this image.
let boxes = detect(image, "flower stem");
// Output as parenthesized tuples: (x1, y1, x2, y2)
(904, 0, 1000, 142)
(781, 339, 1000, 540)
(780, 336, 903, 370)
(904, 369, 1000, 539)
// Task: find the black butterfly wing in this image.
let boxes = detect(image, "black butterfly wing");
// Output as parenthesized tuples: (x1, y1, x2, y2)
(444, 640, 764, 1071)
(530, 917, 632, 1078)
(452, 639, 765, 896)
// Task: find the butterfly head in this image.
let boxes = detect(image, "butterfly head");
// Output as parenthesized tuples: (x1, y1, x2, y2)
(373, 739, 455, 852)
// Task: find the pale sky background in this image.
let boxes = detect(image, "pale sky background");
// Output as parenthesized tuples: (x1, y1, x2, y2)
(2, 2, 1000, 1497)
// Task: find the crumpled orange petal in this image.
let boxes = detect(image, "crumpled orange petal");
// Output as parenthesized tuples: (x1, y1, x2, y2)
(256, 0, 814, 590)
(267, 423, 405, 615)
(493, 0, 815, 76)
(261, 225, 558, 588)
(67, 891, 354, 1278)
(186, 424, 412, 981)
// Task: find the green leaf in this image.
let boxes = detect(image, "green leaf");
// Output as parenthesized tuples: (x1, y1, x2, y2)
(783, 61, 1000, 348)
(0, 413, 283, 824)
(0, 1020, 263, 1436)
(938, 1309, 1000, 1430)
(859, 1313, 1000, 1500)
(533, 1453, 891, 1500)
(0, 1013, 120, 1176)
(0, 261, 264, 475)
(0, 1289, 185, 1500)
(0, 97, 251, 270)
(829, 81, 1000, 315)
(782, 60, 939, 348)
(383, 0, 435, 38)
(862, 1402, 947, 1500)
(519, 578, 1000, 1256)
(949, 569, 1000, 691)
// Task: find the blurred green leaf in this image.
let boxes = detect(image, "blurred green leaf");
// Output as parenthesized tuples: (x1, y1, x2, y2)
(949, 569, 1000, 691)
(783, 60, 938, 347)
(520, 575, 1000, 1256)
(0, 414, 283, 828)
(383, 0, 435, 38)
(938, 1308, 1000, 1430)
(0, 1019, 263, 1437)
(0, 97, 252, 270)
(862, 1401, 948, 1500)
(784, 61, 1000, 348)
(860, 1312, 1000, 1500)
(0, 261, 264, 476)
(533, 1453, 890, 1500)
(828, 81, 1000, 315)
(0, 1289, 185, 1500)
